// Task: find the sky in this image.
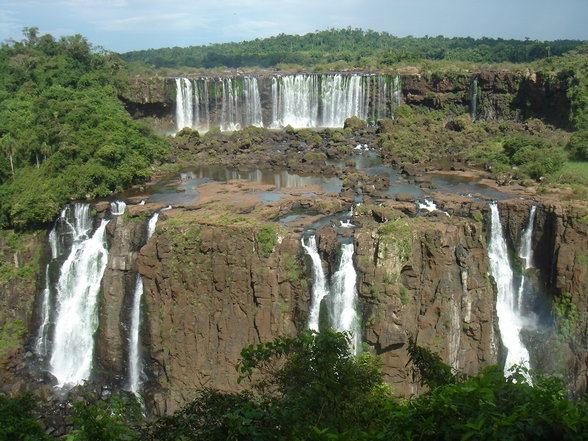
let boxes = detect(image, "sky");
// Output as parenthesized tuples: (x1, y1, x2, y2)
(1, 0, 587, 53)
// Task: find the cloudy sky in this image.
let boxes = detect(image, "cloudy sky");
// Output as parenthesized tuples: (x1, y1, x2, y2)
(1, 0, 586, 53)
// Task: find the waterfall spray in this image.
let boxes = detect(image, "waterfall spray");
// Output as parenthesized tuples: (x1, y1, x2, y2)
(488, 202, 531, 377)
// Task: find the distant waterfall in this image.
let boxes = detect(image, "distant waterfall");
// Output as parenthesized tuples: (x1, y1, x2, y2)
(49, 205, 110, 387)
(390, 75, 402, 115)
(517, 205, 536, 311)
(110, 200, 126, 216)
(220, 77, 263, 131)
(330, 242, 361, 354)
(175, 77, 193, 131)
(271, 74, 320, 128)
(301, 235, 329, 331)
(470, 77, 478, 120)
(320, 74, 369, 127)
(174, 73, 405, 131)
(128, 211, 160, 394)
(488, 202, 531, 376)
(302, 235, 361, 353)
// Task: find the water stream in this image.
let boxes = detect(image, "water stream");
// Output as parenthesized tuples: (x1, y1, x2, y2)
(301, 235, 330, 332)
(127, 211, 161, 394)
(49, 205, 110, 387)
(175, 73, 402, 131)
(488, 202, 531, 377)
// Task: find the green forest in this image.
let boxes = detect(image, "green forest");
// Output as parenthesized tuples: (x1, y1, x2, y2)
(0, 25, 587, 440)
(0, 28, 169, 229)
(0, 28, 587, 231)
(120, 28, 582, 70)
(4, 331, 588, 440)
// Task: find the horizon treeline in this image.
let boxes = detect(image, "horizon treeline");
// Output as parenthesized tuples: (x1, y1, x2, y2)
(119, 28, 584, 69)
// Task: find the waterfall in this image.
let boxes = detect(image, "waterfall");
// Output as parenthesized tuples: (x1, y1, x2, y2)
(110, 200, 126, 216)
(36, 225, 61, 356)
(271, 74, 320, 128)
(516, 205, 536, 311)
(488, 202, 531, 377)
(243, 77, 263, 127)
(375, 75, 388, 120)
(329, 242, 361, 354)
(301, 235, 330, 332)
(390, 75, 402, 115)
(128, 211, 160, 394)
(321, 74, 369, 127)
(175, 77, 193, 131)
(470, 77, 478, 121)
(49, 204, 110, 387)
(36, 205, 91, 357)
(220, 77, 263, 131)
(175, 73, 404, 130)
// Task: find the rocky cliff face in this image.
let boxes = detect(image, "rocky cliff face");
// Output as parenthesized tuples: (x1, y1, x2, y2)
(120, 70, 571, 129)
(137, 209, 309, 414)
(0, 194, 586, 418)
(0, 230, 45, 396)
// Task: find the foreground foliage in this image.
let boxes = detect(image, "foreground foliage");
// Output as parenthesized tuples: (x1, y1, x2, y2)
(10, 330, 577, 440)
(0, 28, 169, 229)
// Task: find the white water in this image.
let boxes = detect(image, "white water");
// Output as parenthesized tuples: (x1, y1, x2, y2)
(175, 73, 404, 131)
(417, 198, 450, 216)
(271, 74, 320, 128)
(127, 211, 160, 394)
(470, 77, 478, 120)
(488, 202, 531, 377)
(301, 235, 330, 332)
(516, 205, 536, 311)
(175, 77, 193, 131)
(110, 200, 126, 216)
(35, 265, 53, 357)
(390, 75, 402, 114)
(49, 205, 110, 387)
(330, 243, 361, 354)
(36, 206, 91, 356)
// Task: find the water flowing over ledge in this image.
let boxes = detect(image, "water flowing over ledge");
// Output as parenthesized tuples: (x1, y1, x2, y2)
(488, 202, 531, 377)
(175, 73, 402, 131)
(48, 205, 110, 388)
(302, 234, 361, 354)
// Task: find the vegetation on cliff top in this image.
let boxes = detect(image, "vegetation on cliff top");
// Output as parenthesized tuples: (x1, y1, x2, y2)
(0, 28, 170, 229)
(120, 28, 583, 72)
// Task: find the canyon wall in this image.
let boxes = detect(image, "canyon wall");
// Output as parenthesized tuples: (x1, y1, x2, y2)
(0, 196, 586, 416)
(120, 71, 571, 130)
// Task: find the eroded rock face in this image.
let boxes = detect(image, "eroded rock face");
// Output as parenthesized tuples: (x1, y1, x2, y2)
(120, 71, 570, 129)
(95, 216, 148, 380)
(350, 204, 498, 396)
(533, 202, 588, 395)
(1, 193, 586, 423)
(137, 211, 309, 413)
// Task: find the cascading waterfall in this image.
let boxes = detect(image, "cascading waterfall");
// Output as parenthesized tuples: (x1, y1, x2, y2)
(329, 242, 361, 354)
(301, 235, 330, 332)
(127, 211, 160, 394)
(110, 200, 126, 216)
(174, 73, 406, 130)
(271, 74, 320, 128)
(470, 77, 478, 121)
(390, 75, 402, 115)
(175, 77, 193, 131)
(35, 224, 60, 357)
(516, 205, 537, 311)
(488, 202, 531, 377)
(321, 74, 369, 127)
(49, 204, 110, 387)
